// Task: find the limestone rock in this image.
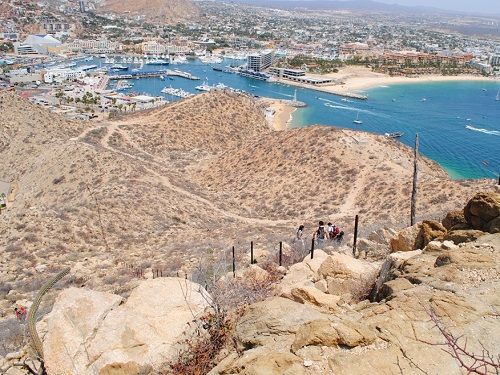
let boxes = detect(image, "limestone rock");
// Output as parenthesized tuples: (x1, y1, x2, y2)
(390, 223, 422, 252)
(442, 210, 467, 230)
(418, 220, 447, 248)
(378, 278, 414, 300)
(234, 297, 329, 351)
(464, 192, 500, 231)
(208, 347, 306, 375)
(43, 278, 210, 375)
(292, 319, 376, 352)
(276, 262, 315, 298)
(444, 229, 486, 244)
(290, 286, 340, 311)
(368, 227, 397, 245)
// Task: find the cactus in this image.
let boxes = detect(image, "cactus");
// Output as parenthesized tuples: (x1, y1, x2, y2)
(27, 267, 71, 362)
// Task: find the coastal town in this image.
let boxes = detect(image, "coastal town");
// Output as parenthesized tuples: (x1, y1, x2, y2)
(1, 0, 499, 121)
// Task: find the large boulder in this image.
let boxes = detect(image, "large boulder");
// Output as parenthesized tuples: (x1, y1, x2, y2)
(390, 223, 422, 252)
(43, 278, 210, 375)
(464, 192, 500, 232)
(442, 210, 467, 230)
(418, 220, 447, 248)
(234, 297, 329, 351)
(318, 253, 380, 299)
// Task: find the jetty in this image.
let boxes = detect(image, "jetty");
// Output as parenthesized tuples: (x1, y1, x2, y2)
(108, 70, 168, 80)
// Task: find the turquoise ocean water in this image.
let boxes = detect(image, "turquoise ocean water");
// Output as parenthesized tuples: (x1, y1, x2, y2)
(80, 58, 499, 180)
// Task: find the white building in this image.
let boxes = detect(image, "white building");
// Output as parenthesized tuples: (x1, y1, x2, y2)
(44, 69, 86, 84)
(14, 34, 61, 55)
(490, 54, 500, 67)
(247, 50, 274, 72)
(142, 41, 166, 55)
(67, 39, 122, 53)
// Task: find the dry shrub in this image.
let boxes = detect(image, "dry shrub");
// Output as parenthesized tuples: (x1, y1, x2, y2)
(162, 310, 232, 375)
(163, 253, 282, 375)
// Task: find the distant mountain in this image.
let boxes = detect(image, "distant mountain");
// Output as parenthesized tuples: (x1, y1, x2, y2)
(99, 0, 200, 23)
(223, 0, 452, 15)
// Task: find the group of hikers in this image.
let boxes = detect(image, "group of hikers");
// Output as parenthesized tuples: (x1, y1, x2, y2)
(294, 221, 344, 246)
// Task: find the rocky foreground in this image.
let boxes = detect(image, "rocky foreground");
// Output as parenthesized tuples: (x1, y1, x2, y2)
(1, 192, 498, 374)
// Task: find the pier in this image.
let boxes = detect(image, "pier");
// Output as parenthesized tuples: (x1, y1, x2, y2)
(108, 70, 168, 80)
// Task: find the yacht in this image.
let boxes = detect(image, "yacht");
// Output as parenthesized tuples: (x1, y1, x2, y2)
(353, 111, 363, 124)
(385, 132, 404, 138)
(195, 82, 212, 92)
(110, 64, 128, 71)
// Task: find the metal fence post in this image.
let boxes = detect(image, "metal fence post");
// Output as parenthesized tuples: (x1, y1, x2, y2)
(232, 246, 236, 278)
(353, 214, 359, 257)
(250, 241, 254, 265)
(279, 241, 283, 266)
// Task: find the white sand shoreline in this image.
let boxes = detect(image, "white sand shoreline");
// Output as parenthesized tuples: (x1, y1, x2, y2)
(274, 66, 498, 98)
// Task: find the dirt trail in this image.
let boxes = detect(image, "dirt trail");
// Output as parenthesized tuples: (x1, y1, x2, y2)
(74, 122, 291, 227)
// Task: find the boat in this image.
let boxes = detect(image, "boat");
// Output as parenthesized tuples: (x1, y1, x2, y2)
(353, 112, 363, 124)
(145, 59, 170, 65)
(385, 132, 404, 138)
(160, 75, 165, 80)
(195, 82, 212, 92)
(161, 86, 194, 98)
(212, 66, 223, 72)
(110, 64, 128, 71)
(237, 69, 274, 82)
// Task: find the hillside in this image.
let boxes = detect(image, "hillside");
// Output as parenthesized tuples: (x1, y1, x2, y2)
(0, 90, 496, 332)
(191, 125, 492, 225)
(99, 0, 199, 24)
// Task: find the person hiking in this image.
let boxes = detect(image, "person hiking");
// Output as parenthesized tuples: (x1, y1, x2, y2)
(292, 224, 305, 252)
(14, 305, 27, 322)
(327, 223, 335, 240)
(295, 225, 305, 242)
(314, 221, 327, 245)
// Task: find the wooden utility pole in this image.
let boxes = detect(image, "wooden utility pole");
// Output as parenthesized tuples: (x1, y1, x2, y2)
(410, 134, 419, 226)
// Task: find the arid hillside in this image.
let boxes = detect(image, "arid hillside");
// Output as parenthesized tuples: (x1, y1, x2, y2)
(99, 0, 199, 23)
(0, 90, 496, 325)
(191, 126, 493, 226)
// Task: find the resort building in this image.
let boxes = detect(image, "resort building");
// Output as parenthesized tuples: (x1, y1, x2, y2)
(67, 39, 122, 53)
(269, 67, 333, 85)
(14, 34, 62, 55)
(247, 50, 274, 72)
(142, 41, 167, 55)
(490, 54, 500, 67)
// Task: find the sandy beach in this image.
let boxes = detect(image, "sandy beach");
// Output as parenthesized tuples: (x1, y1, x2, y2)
(275, 66, 496, 98)
(260, 98, 297, 131)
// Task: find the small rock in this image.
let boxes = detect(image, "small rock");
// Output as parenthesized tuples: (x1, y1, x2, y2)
(35, 264, 47, 273)
(303, 360, 313, 367)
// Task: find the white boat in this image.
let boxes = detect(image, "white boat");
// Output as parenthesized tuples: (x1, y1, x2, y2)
(160, 75, 165, 80)
(145, 59, 170, 65)
(195, 82, 212, 92)
(385, 132, 404, 138)
(110, 64, 128, 71)
(353, 112, 363, 124)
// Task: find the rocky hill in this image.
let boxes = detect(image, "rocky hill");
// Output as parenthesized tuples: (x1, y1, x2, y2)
(0, 90, 498, 374)
(99, 0, 199, 24)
